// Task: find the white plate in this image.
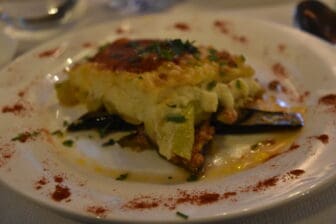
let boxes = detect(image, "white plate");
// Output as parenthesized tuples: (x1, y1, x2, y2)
(0, 12, 335, 223)
(0, 29, 17, 68)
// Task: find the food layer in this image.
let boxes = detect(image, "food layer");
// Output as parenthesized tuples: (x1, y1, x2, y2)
(55, 38, 263, 172)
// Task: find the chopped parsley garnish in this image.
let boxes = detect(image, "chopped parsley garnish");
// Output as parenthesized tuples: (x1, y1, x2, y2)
(176, 211, 189, 220)
(127, 41, 140, 49)
(116, 173, 128, 181)
(51, 130, 63, 137)
(138, 39, 199, 61)
(102, 138, 115, 147)
(186, 174, 199, 182)
(166, 114, 186, 123)
(98, 43, 109, 53)
(239, 54, 246, 62)
(62, 139, 74, 147)
(208, 48, 219, 62)
(235, 80, 242, 89)
(207, 81, 217, 90)
(63, 120, 69, 127)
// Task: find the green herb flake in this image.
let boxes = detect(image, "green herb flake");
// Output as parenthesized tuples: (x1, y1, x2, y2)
(62, 139, 74, 147)
(208, 48, 218, 62)
(207, 81, 217, 91)
(102, 139, 115, 147)
(235, 80, 242, 89)
(116, 173, 128, 181)
(98, 43, 109, 53)
(51, 130, 63, 137)
(186, 174, 199, 182)
(239, 54, 246, 62)
(63, 120, 69, 127)
(176, 211, 189, 220)
(166, 114, 186, 123)
(137, 39, 199, 61)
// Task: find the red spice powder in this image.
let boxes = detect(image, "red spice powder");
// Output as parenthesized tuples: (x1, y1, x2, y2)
(213, 20, 230, 34)
(82, 42, 93, 48)
(268, 80, 287, 92)
(288, 169, 305, 177)
(315, 134, 329, 144)
(232, 35, 247, 44)
(54, 175, 64, 183)
(0, 144, 15, 168)
(272, 63, 288, 79)
(319, 94, 336, 107)
(174, 22, 190, 31)
(198, 192, 220, 205)
(86, 206, 108, 217)
(2, 152, 11, 159)
(123, 196, 160, 210)
(2, 103, 25, 115)
(252, 175, 279, 192)
(116, 27, 127, 34)
(18, 91, 25, 98)
(298, 91, 310, 103)
(51, 184, 71, 201)
(288, 143, 300, 151)
(35, 177, 48, 190)
(222, 192, 237, 199)
(38, 48, 59, 58)
(277, 43, 286, 53)
(123, 190, 227, 211)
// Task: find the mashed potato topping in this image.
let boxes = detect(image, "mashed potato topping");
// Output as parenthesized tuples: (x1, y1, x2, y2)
(55, 38, 263, 171)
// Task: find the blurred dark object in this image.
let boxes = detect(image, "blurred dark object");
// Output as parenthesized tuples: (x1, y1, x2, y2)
(295, 0, 336, 44)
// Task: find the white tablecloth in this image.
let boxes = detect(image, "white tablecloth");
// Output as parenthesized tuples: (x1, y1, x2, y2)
(1, 1, 335, 223)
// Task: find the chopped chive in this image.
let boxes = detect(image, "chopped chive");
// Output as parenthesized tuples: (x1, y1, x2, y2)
(102, 139, 115, 147)
(137, 39, 199, 61)
(239, 54, 246, 62)
(166, 114, 186, 123)
(208, 48, 218, 62)
(186, 174, 198, 182)
(116, 173, 128, 181)
(51, 130, 63, 137)
(206, 81, 217, 91)
(63, 120, 69, 127)
(62, 139, 74, 147)
(176, 211, 189, 220)
(235, 80, 242, 89)
(98, 43, 109, 52)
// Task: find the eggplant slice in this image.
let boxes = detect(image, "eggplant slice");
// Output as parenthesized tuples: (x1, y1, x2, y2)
(67, 110, 137, 137)
(66, 108, 303, 174)
(213, 108, 304, 134)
